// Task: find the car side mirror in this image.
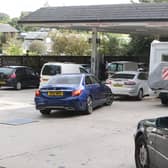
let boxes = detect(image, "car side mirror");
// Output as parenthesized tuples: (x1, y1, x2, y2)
(156, 117, 168, 129)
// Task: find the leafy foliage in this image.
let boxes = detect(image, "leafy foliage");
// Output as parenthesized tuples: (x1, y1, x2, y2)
(0, 13, 10, 23)
(50, 30, 90, 56)
(99, 34, 129, 56)
(29, 40, 47, 55)
(127, 35, 155, 57)
(2, 38, 23, 55)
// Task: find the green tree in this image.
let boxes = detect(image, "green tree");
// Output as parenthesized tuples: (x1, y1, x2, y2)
(127, 35, 155, 57)
(99, 34, 129, 56)
(2, 38, 23, 55)
(0, 13, 10, 23)
(51, 30, 90, 56)
(65, 35, 90, 56)
(52, 34, 68, 55)
(29, 40, 47, 55)
(8, 17, 22, 31)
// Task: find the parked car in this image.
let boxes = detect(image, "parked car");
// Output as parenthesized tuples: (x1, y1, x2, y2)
(106, 61, 139, 78)
(106, 71, 149, 100)
(35, 73, 113, 115)
(134, 116, 168, 168)
(0, 66, 39, 90)
(39, 62, 88, 88)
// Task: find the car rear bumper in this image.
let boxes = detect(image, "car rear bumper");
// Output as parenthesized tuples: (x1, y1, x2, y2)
(35, 96, 87, 111)
(0, 79, 16, 88)
(111, 87, 138, 96)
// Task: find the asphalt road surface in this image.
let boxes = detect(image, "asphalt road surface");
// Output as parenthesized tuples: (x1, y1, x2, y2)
(0, 88, 167, 168)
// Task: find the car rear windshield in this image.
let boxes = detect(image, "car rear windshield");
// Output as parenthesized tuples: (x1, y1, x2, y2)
(0, 67, 14, 75)
(42, 65, 61, 75)
(49, 76, 82, 85)
(112, 73, 135, 79)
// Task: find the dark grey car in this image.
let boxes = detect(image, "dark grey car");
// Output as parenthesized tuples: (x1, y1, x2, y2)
(0, 66, 39, 90)
(134, 116, 168, 168)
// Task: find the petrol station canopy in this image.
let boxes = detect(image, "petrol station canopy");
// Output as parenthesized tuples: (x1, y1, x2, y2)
(19, 3, 168, 36)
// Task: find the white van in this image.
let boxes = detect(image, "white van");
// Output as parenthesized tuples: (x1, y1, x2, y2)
(39, 62, 87, 87)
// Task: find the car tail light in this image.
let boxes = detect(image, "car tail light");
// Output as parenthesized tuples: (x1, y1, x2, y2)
(72, 89, 82, 96)
(35, 89, 41, 96)
(9, 72, 16, 79)
(124, 81, 136, 85)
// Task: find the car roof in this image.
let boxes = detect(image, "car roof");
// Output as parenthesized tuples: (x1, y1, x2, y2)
(55, 73, 92, 76)
(4, 65, 29, 69)
(43, 62, 79, 66)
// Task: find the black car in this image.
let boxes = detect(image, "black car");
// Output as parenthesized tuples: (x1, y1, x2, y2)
(134, 116, 168, 168)
(0, 66, 39, 90)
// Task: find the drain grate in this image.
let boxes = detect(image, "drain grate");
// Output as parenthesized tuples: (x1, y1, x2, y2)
(0, 118, 38, 126)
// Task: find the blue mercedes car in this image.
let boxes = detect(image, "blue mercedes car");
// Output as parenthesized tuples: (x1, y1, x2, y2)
(35, 73, 113, 115)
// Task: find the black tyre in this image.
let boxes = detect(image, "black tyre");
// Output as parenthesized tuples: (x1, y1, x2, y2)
(15, 81, 22, 90)
(137, 89, 143, 101)
(161, 97, 168, 105)
(85, 96, 93, 114)
(135, 135, 150, 168)
(105, 93, 114, 105)
(40, 109, 51, 115)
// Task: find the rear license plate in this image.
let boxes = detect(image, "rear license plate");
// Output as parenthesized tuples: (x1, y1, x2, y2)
(113, 83, 123, 87)
(0, 81, 6, 85)
(48, 91, 63, 96)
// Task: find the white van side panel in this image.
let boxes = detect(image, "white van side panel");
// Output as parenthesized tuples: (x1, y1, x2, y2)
(124, 63, 138, 71)
(61, 64, 80, 73)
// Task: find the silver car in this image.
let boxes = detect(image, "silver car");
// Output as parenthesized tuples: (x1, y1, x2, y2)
(106, 71, 149, 100)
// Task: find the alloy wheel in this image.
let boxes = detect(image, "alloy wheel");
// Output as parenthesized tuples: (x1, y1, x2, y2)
(135, 136, 149, 168)
(86, 96, 93, 114)
(139, 144, 148, 167)
(16, 82, 22, 90)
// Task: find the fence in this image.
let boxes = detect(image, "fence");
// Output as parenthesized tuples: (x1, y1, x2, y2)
(0, 55, 149, 73)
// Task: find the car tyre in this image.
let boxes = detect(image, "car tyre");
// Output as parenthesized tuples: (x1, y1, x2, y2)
(135, 135, 150, 168)
(40, 109, 51, 115)
(85, 96, 93, 114)
(105, 93, 114, 105)
(137, 89, 143, 101)
(15, 82, 22, 90)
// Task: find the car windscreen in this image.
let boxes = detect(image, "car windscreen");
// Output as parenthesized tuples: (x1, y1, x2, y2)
(112, 73, 135, 79)
(42, 65, 61, 75)
(48, 76, 82, 85)
(0, 68, 14, 75)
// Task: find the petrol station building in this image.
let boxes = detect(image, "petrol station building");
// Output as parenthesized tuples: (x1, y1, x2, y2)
(19, 3, 168, 77)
